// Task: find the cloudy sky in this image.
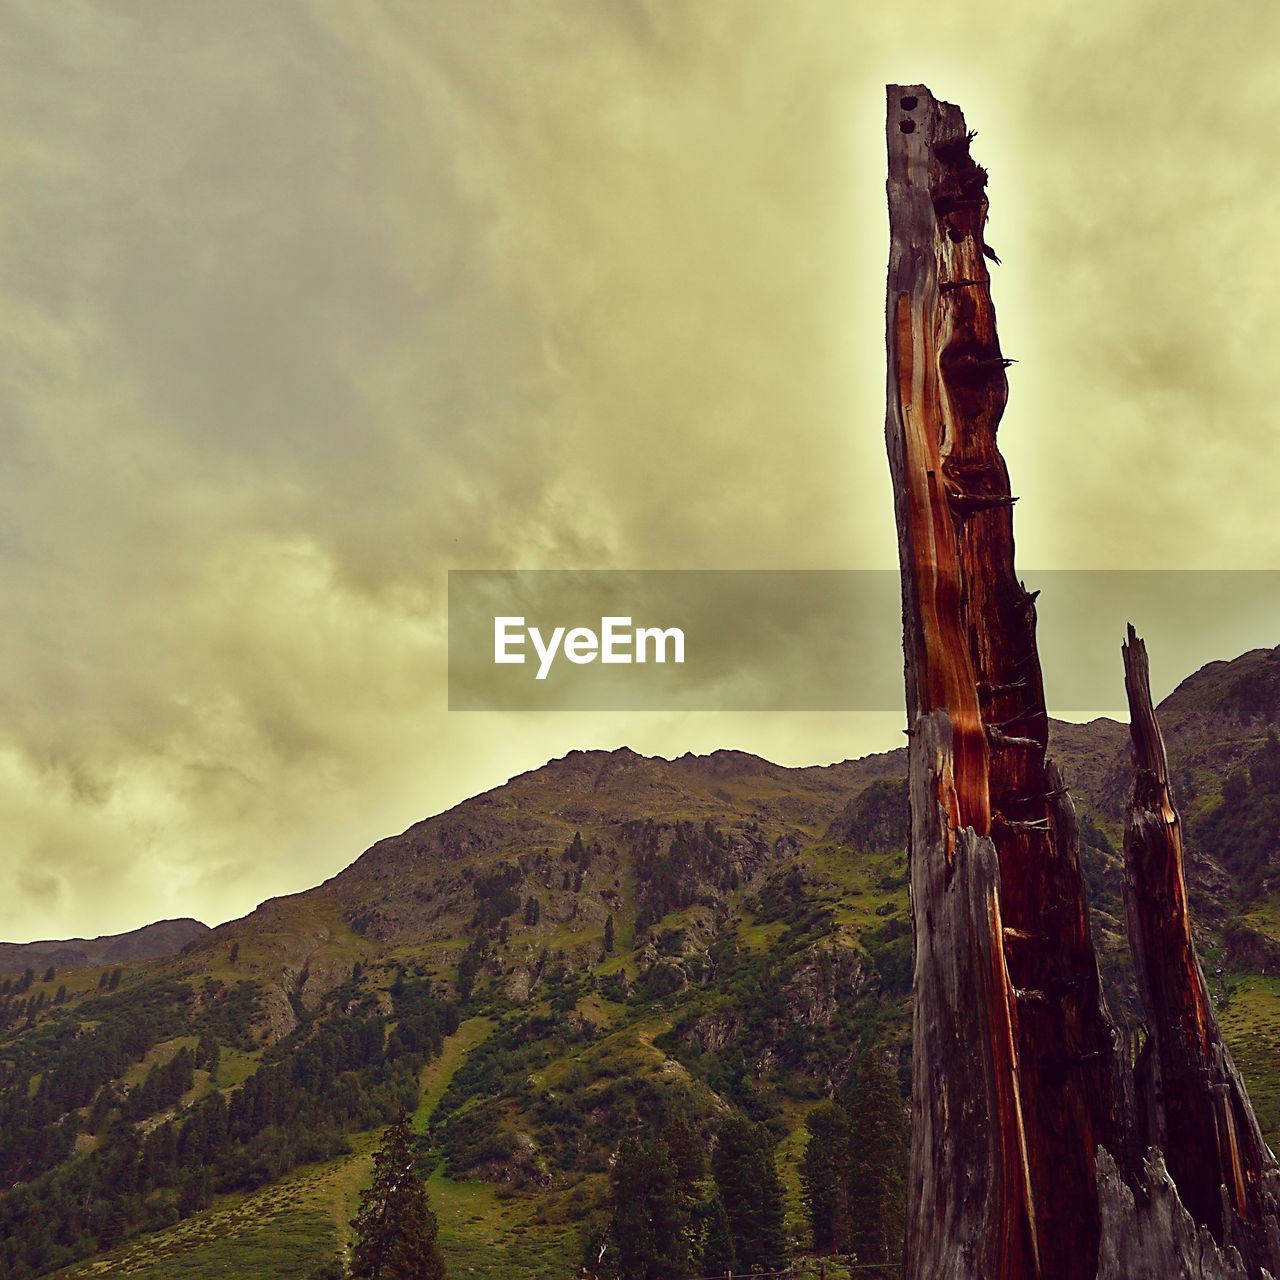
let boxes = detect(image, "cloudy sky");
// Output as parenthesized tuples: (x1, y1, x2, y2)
(2, 0, 1278, 941)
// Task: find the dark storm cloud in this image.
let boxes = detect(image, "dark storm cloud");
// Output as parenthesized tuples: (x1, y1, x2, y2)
(0, 0, 1276, 937)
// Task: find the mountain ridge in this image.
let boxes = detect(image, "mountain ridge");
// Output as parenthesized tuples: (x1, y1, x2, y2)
(0, 918, 209, 976)
(4, 645, 1280, 1280)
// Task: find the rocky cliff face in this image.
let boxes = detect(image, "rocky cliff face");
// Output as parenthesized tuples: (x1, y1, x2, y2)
(143, 649, 1280, 1057)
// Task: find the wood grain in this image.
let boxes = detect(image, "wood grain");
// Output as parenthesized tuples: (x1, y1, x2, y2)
(885, 86, 1280, 1279)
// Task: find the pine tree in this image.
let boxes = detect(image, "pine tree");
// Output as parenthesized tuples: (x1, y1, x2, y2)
(97, 1200, 126, 1251)
(350, 1117, 446, 1280)
(698, 1193, 736, 1277)
(196, 1028, 220, 1083)
(800, 1100, 853, 1253)
(662, 1113, 705, 1196)
(710, 1113, 787, 1273)
(607, 1134, 690, 1280)
(846, 1052, 907, 1267)
(662, 1112, 705, 1264)
(603, 914, 616, 955)
(178, 1169, 212, 1217)
(88, 1084, 115, 1134)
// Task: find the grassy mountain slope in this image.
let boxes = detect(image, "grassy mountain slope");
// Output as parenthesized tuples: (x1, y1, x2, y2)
(2, 648, 1279, 1278)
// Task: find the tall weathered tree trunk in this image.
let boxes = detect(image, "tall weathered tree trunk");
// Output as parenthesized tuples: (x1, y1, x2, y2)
(887, 85, 1127, 1280)
(886, 85, 1280, 1279)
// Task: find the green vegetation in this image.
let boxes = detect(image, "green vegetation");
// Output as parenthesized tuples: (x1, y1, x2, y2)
(1192, 731, 1280, 899)
(7, 668, 1280, 1280)
(0, 976, 454, 1277)
(595, 1103, 790, 1280)
(350, 1117, 445, 1280)
(48, 1154, 357, 1279)
(605, 1132, 691, 1279)
(800, 1100, 853, 1253)
(712, 1112, 789, 1273)
(845, 1053, 907, 1266)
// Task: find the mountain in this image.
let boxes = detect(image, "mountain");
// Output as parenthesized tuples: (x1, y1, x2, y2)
(0, 919, 210, 977)
(1, 648, 1279, 1280)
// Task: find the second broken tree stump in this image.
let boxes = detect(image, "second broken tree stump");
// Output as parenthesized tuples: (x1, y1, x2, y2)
(1122, 625, 1277, 1256)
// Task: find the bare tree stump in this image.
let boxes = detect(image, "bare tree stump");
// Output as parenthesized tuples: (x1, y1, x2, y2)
(887, 84, 1126, 1280)
(885, 86, 1280, 1279)
(1121, 625, 1280, 1268)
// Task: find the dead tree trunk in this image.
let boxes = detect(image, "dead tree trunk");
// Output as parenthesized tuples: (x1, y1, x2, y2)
(887, 85, 1127, 1280)
(1122, 625, 1280, 1265)
(886, 86, 1280, 1279)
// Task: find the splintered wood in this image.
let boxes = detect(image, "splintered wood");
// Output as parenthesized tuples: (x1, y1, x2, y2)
(1122, 626, 1272, 1239)
(885, 86, 1280, 1280)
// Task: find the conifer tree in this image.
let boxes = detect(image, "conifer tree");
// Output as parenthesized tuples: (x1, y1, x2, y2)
(196, 1028, 220, 1083)
(350, 1117, 446, 1280)
(662, 1112, 706, 1264)
(178, 1168, 212, 1216)
(88, 1084, 115, 1134)
(662, 1112, 705, 1197)
(801, 1099, 853, 1253)
(710, 1113, 787, 1273)
(846, 1052, 907, 1267)
(698, 1193, 736, 1277)
(607, 1134, 690, 1280)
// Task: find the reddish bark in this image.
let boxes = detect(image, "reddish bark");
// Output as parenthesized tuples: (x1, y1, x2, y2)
(1122, 625, 1274, 1248)
(886, 86, 1280, 1280)
(887, 84, 1127, 1280)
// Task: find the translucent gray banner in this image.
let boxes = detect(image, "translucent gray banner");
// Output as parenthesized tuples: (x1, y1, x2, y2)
(447, 570, 1280, 712)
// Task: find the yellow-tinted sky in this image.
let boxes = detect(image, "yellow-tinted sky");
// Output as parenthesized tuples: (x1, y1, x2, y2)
(2, 1, 1278, 941)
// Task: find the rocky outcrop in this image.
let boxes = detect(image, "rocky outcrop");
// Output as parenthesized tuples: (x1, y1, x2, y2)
(828, 778, 909, 852)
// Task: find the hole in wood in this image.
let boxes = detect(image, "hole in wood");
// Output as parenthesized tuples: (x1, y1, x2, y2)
(899, 119, 916, 133)
(900, 95, 919, 110)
